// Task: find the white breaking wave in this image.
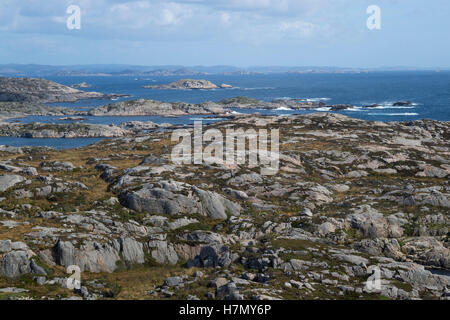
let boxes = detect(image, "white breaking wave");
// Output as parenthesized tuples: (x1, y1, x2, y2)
(368, 105, 415, 109)
(275, 106, 293, 111)
(275, 97, 296, 100)
(239, 87, 276, 91)
(273, 97, 331, 102)
(386, 106, 414, 109)
(360, 101, 418, 109)
(346, 106, 365, 112)
(189, 118, 225, 121)
(368, 113, 419, 116)
(315, 107, 331, 111)
(304, 97, 331, 102)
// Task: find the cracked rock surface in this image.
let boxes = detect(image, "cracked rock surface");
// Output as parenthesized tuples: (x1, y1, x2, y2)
(0, 113, 448, 300)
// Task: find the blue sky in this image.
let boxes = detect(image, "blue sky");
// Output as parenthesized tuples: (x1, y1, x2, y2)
(0, 0, 448, 68)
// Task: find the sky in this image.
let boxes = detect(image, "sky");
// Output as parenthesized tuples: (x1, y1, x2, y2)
(0, 0, 448, 68)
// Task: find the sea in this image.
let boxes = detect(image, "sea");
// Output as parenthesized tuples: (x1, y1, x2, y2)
(1, 71, 449, 149)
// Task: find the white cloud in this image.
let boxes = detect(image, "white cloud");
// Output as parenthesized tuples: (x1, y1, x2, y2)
(220, 12, 231, 25)
(279, 20, 317, 39)
(0, 0, 336, 43)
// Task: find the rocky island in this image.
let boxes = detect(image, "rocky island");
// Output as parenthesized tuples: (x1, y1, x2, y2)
(88, 98, 229, 116)
(0, 102, 83, 120)
(71, 82, 92, 89)
(144, 79, 233, 90)
(0, 113, 448, 300)
(0, 122, 131, 138)
(84, 97, 353, 117)
(0, 77, 126, 103)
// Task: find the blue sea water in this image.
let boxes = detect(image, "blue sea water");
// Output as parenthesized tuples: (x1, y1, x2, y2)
(1, 71, 449, 149)
(0, 137, 104, 149)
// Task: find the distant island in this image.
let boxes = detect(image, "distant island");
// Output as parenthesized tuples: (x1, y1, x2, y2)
(2, 64, 444, 78)
(144, 79, 233, 90)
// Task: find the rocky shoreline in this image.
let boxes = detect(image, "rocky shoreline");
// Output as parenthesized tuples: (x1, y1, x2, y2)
(0, 122, 132, 138)
(0, 97, 422, 139)
(0, 113, 448, 300)
(0, 77, 416, 123)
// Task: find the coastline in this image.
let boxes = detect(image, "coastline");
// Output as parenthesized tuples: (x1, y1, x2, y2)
(0, 73, 448, 146)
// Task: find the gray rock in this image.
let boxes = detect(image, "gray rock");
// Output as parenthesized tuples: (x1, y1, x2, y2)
(209, 277, 229, 289)
(120, 183, 201, 216)
(89, 98, 225, 117)
(346, 205, 405, 238)
(346, 170, 369, 178)
(299, 208, 313, 217)
(193, 187, 241, 220)
(353, 238, 403, 260)
(187, 245, 236, 268)
(120, 237, 145, 265)
(53, 239, 121, 273)
(40, 161, 75, 171)
(120, 182, 240, 220)
(168, 217, 199, 230)
(402, 237, 450, 269)
(318, 222, 336, 235)
(222, 188, 249, 200)
(216, 282, 244, 300)
(0, 251, 32, 278)
(0, 287, 29, 293)
(395, 263, 449, 292)
(140, 154, 166, 165)
(0, 174, 25, 192)
(0, 240, 12, 253)
(34, 276, 46, 285)
(164, 276, 183, 287)
(332, 253, 369, 266)
(30, 259, 47, 276)
(148, 240, 178, 265)
(228, 173, 263, 186)
(416, 166, 449, 178)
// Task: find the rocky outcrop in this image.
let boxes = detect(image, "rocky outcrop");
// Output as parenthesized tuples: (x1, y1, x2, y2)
(144, 79, 232, 90)
(187, 245, 237, 268)
(0, 112, 449, 300)
(402, 237, 450, 269)
(88, 99, 227, 116)
(52, 237, 145, 273)
(0, 77, 124, 103)
(0, 174, 26, 192)
(0, 240, 46, 278)
(71, 82, 91, 89)
(218, 96, 355, 111)
(346, 206, 406, 238)
(119, 181, 241, 220)
(148, 236, 178, 265)
(0, 102, 84, 119)
(0, 122, 131, 138)
(393, 101, 413, 106)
